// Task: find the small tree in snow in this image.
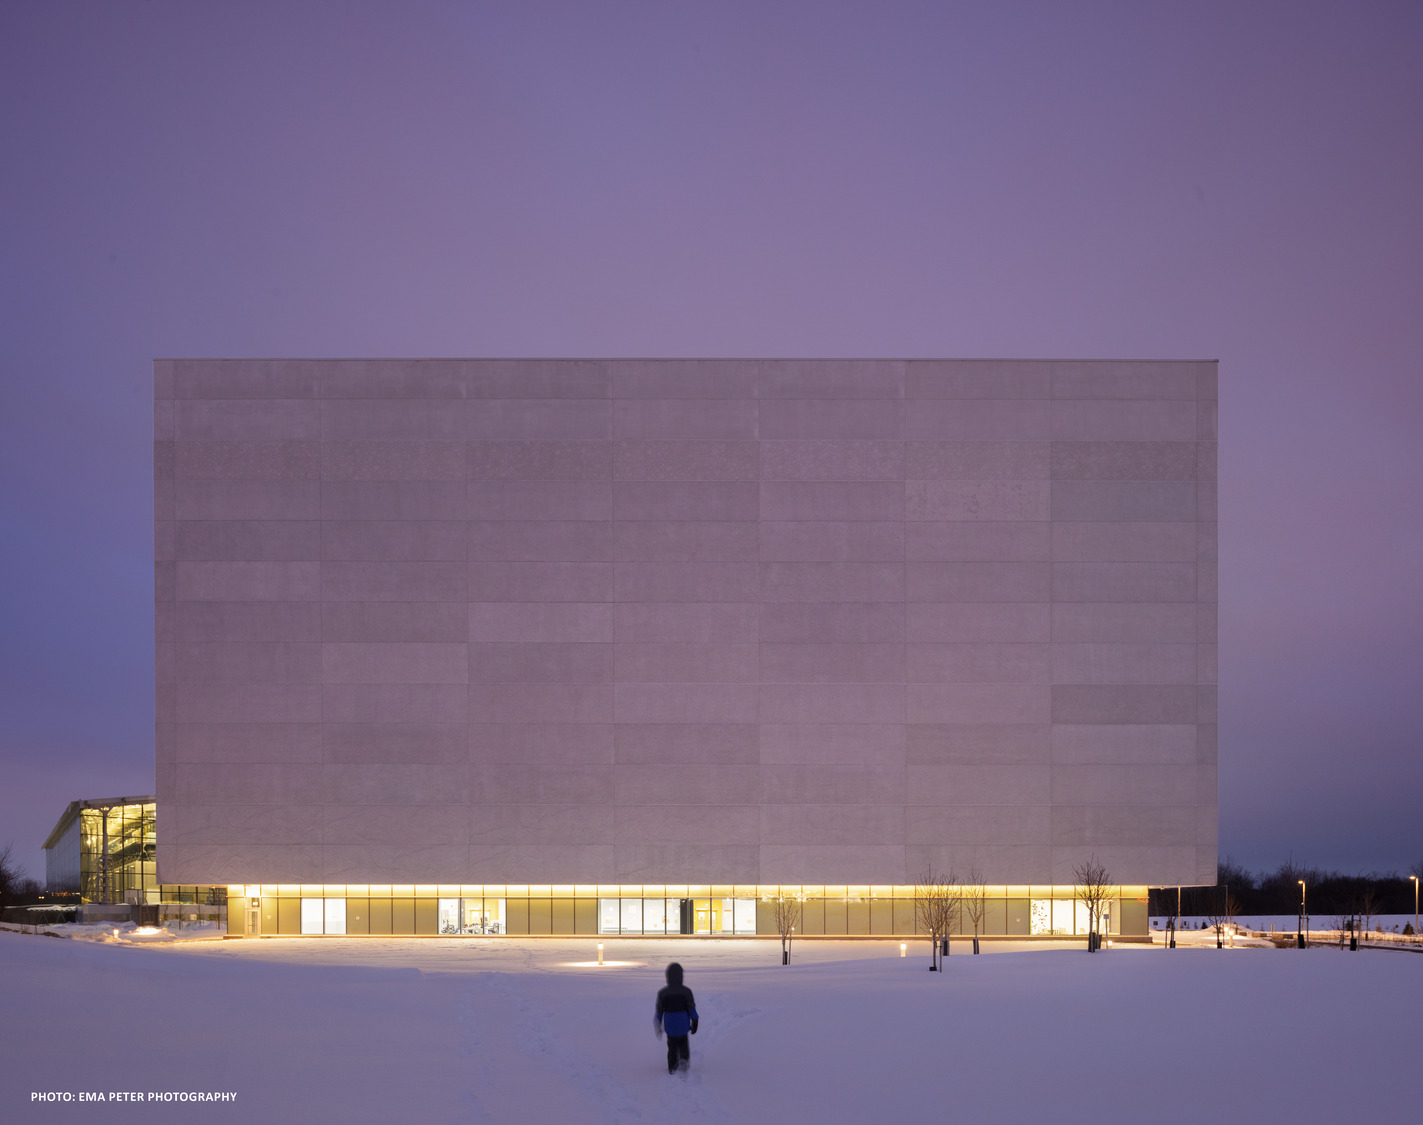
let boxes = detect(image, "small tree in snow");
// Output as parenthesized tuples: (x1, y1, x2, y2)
(1072, 856, 1114, 952)
(962, 867, 988, 954)
(1205, 886, 1240, 948)
(915, 865, 961, 972)
(765, 887, 803, 964)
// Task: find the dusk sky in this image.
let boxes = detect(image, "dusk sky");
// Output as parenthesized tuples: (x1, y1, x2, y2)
(2, 1, 1419, 880)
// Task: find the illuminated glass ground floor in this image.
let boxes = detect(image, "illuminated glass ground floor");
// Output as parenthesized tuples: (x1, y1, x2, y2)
(225, 885, 1151, 938)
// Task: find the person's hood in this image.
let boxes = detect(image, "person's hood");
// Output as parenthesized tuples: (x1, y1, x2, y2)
(665, 962, 683, 986)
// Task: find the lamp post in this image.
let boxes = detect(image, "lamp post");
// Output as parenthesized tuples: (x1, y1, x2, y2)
(1298, 880, 1307, 948)
(1405, 870, 1417, 944)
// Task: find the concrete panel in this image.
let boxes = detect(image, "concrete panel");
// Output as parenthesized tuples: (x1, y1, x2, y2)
(175, 722, 323, 764)
(467, 561, 612, 602)
(469, 804, 615, 845)
(758, 440, 904, 481)
(907, 643, 1051, 683)
(906, 441, 1049, 480)
(760, 683, 905, 724)
(175, 360, 319, 399)
(906, 763, 1050, 805)
(1197, 365, 1218, 400)
(323, 764, 470, 805)
(616, 603, 759, 643)
(1197, 480, 1217, 521)
(1197, 644, 1218, 684)
(608, 360, 755, 399)
(466, 440, 612, 481)
(760, 846, 906, 884)
(1050, 684, 1198, 724)
(760, 521, 903, 561)
(613, 399, 756, 439)
(468, 765, 612, 805)
(168, 804, 325, 845)
(467, 642, 611, 684)
(908, 562, 1050, 602)
(1052, 643, 1197, 684)
(760, 805, 904, 845)
(1051, 362, 1198, 400)
(905, 522, 1050, 562)
(472, 723, 614, 765)
(1050, 481, 1196, 522)
(613, 440, 758, 481)
(173, 642, 321, 683)
(615, 561, 759, 602)
(614, 644, 759, 683)
(758, 399, 902, 439)
(323, 683, 469, 724)
(614, 683, 759, 724)
(176, 562, 321, 602)
(174, 440, 320, 480)
(321, 440, 465, 481)
(155, 399, 175, 440)
(175, 480, 320, 520)
(613, 845, 758, 883)
(176, 601, 322, 642)
(1050, 805, 1196, 846)
(1050, 441, 1195, 481)
(613, 724, 760, 765)
(175, 520, 322, 561)
(905, 360, 1051, 400)
(1051, 764, 1196, 805)
(322, 480, 466, 520)
(614, 481, 758, 521)
(320, 399, 465, 440)
(906, 684, 1051, 724)
(758, 360, 904, 399)
(467, 399, 611, 439)
(1051, 562, 1197, 602)
(1050, 400, 1198, 441)
(1052, 603, 1197, 643)
(468, 520, 613, 561)
(323, 521, 467, 561)
(905, 480, 1050, 521)
(616, 521, 759, 561)
(760, 643, 905, 683)
(324, 602, 467, 642)
(1198, 400, 1218, 440)
(1050, 724, 1197, 765)
(760, 562, 904, 602)
(175, 399, 321, 440)
(468, 683, 613, 724)
(466, 480, 611, 521)
(160, 845, 325, 885)
(759, 724, 906, 765)
(760, 481, 903, 521)
(323, 844, 473, 884)
(175, 763, 323, 805)
(323, 805, 470, 845)
(1196, 603, 1217, 645)
(467, 359, 610, 399)
(905, 602, 1050, 643)
(317, 359, 468, 399)
(615, 765, 761, 805)
(322, 643, 469, 684)
(614, 805, 760, 843)
(759, 603, 903, 643)
(904, 399, 1051, 441)
(904, 724, 1050, 765)
(760, 766, 903, 804)
(323, 723, 468, 764)
(469, 602, 613, 643)
(155, 562, 176, 603)
(1197, 684, 1218, 724)
(323, 561, 467, 602)
(905, 805, 1050, 845)
(1052, 522, 1195, 562)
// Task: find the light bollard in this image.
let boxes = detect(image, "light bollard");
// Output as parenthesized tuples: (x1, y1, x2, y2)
(597, 942, 604, 966)
(900, 942, 906, 957)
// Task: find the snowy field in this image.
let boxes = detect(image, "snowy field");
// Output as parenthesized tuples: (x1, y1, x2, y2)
(2, 929, 1417, 1124)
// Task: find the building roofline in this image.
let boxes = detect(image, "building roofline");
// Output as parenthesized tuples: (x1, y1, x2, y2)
(42, 796, 156, 851)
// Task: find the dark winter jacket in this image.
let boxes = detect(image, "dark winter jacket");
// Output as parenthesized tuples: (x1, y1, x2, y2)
(655, 962, 699, 1038)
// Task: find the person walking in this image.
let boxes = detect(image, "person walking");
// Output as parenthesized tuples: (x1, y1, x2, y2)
(653, 962, 699, 1074)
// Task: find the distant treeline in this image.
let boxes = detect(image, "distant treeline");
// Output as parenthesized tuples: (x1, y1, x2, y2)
(1148, 859, 1423, 918)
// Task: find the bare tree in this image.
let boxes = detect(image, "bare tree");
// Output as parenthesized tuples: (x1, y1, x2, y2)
(1205, 885, 1240, 948)
(0, 843, 22, 914)
(914, 866, 961, 972)
(1072, 856, 1114, 952)
(765, 887, 803, 965)
(962, 867, 988, 954)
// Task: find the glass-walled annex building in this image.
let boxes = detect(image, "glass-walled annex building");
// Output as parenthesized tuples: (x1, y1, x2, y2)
(43, 796, 224, 906)
(225, 883, 1149, 938)
(156, 358, 1218, 937)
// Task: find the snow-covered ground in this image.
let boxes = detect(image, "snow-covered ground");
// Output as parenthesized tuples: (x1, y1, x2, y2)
(2, 929, 1416, 1123)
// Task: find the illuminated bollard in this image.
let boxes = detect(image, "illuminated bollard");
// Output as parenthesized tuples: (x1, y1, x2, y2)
(900, 942, 906, 957)
(597, 942, 604, 966)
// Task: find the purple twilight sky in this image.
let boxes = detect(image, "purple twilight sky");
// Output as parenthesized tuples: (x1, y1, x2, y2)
(1, 1, 1420, 881)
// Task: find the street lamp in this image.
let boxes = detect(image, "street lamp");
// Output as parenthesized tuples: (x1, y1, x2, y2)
(1298, 880, 1307, 948)
(1410, 875, 1418, 942)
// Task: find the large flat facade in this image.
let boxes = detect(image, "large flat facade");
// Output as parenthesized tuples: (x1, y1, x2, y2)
(155, 359, 1217, 900)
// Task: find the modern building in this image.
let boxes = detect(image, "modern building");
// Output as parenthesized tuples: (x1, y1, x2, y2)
(42, 795, 226, 922)
(153, 359, 1218, 937)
